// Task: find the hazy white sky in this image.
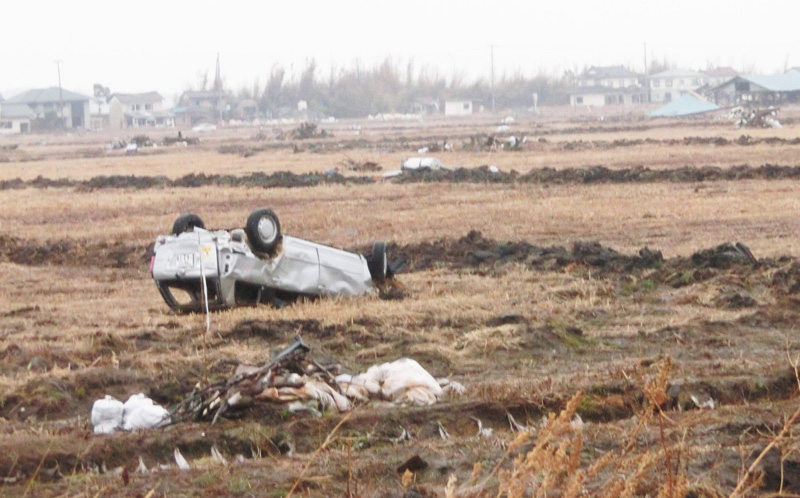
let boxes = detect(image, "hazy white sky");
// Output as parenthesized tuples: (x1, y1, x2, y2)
(1, 0, 797, 104)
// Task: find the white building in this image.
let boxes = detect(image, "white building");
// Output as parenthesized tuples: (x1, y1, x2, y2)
(649, 69, 708, 103)
(569, 66, 646, 107)
(444, 100, 473, 116)
(108, 92, 174, 129)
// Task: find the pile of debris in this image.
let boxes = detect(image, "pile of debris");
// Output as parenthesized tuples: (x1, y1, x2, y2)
(92, 336, 463, 433)
(730, 106, 782, 129)
(291, 122, 329, 140)
(341, 157, 382, 172)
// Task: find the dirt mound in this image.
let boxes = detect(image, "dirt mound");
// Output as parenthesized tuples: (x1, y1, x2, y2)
(0, 235, 148, 268)
(393, 164, 800, 186)
(769, 261, 800, 295)
(0, 171, 374, 191)
(392, 231, 664, 273)
(557, 135, 800, 151)
(689, 242, 757, 268)
(7, 164, 800, 192)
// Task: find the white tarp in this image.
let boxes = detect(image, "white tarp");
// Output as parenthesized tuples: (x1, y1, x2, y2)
(91, 394, 170, 434)
(401, 157, 443, 171)
(336, 358, 447, 406)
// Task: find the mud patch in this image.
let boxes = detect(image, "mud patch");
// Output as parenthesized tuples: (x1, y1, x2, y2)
(0, 235, 148, 268)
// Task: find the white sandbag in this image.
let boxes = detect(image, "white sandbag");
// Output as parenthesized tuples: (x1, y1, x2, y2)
(122, 393, 170, 431)
(91, 395, 124, 434)
(335, 373, 381, 401)
(337, 358, 445, 406)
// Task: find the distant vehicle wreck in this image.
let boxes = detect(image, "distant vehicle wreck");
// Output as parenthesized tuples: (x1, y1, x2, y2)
(151, 209, 389, 313)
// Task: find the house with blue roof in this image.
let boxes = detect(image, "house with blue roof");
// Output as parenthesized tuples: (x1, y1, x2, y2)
(711, 74, 800, 106)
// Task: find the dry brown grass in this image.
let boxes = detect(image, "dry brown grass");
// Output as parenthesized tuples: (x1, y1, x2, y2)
(4, 179, 800, 258)
(1, 114, 800, 496)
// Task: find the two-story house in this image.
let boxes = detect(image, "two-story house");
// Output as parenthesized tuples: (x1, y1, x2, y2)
(0, 93, 34, 134)
(702, 67, 738, 89)
(569, 66, 646, 107)
(108, 92, 174, 129)
(649, 69, 708, 103)
(176, 90, 228, 125)
(4, 87, 90, 130)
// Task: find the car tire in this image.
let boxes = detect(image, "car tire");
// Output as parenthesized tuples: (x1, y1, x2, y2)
(368, 241, 388, 282)
(172, 213, 205, 235)
(245, 208, 282, 254)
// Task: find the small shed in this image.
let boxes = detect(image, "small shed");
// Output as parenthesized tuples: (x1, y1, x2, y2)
(444, 100, 473, 117)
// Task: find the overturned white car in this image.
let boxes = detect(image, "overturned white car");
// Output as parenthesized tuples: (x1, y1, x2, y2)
(151, 209, 388, 313)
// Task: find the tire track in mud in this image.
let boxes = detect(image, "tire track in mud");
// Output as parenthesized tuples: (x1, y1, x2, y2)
(5, 163, 800, 191)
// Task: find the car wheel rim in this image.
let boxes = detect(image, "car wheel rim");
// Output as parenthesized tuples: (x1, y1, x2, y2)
(258, 217, 277, 243)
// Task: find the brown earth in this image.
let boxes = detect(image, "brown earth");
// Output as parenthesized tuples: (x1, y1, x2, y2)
(0, 113, 798, 497)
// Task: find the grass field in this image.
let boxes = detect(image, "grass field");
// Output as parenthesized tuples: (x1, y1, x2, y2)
(0, 111, 798, 497)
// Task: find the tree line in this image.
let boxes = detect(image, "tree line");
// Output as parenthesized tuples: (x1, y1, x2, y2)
(199, 59, 576, 118)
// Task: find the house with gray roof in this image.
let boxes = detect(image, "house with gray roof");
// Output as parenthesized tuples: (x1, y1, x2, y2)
(649, 69, 708, 103)
(576, 66, 642, 89)
(702, 67, 739, 88)
(177, 90, 228, 125)
(5, 87, 90, 130)
(711, 74, 800, 106)
(108, 92, 174, 129)
(0, 102, 35, 134)
(569, 66, 646, 107)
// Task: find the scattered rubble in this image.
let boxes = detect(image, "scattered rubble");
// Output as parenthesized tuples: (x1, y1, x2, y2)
(730, 106, 782, 128)
(292, 122, 329, 140)
(167, 336, 460, 425)
(342, 157, 382, 172)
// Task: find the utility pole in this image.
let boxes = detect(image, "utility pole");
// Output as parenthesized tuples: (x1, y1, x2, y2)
(490, 44, 496, 113)
(55, 60, 64, 128)
(643, 43, 649, 103)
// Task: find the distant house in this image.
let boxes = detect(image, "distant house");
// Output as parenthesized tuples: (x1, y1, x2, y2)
(5, 87, 90, 130)
(108, 92, 174, 129)
(576, 66, 642, 89)
(232, 99, 258, 122)
(177, 90, 227, 124)
(697, 68, 739, 102)
(649, 69, 708, 103)
(569, 66, 646, 107)
(412, 98, 440, 114)
(702, 67, 738, 88)
(569, 86, 647, 107)
(444, 100, 473, 116)
(711, 74, 800, 106)
(89, 97, 110, 131)
(786, 67, 800, 75)
(0, 102, 34, 134)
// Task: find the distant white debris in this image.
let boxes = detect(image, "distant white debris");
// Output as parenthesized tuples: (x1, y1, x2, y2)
(192, 123, 217, 132)
(401, 157, 443, 171)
